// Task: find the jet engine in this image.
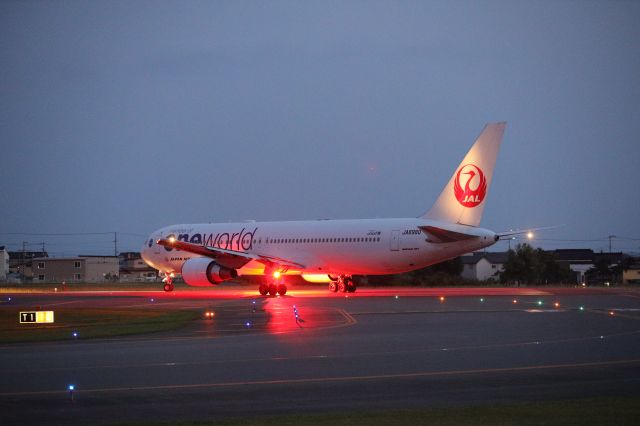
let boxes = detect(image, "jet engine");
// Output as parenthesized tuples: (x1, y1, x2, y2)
(181, 257, 238, 286)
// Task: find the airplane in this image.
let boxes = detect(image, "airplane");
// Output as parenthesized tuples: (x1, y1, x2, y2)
(141, 122, 512, 296)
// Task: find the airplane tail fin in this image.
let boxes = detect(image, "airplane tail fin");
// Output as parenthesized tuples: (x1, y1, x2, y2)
(422, 122, 506, 227)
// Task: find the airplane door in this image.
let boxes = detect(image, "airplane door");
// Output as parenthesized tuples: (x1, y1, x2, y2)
(390, 230, 400, 251)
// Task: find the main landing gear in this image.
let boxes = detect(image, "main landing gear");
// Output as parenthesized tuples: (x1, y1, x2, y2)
(329, 275, 356, 293)
(258, 273, 287, 296)
(162, 273, 174, 292)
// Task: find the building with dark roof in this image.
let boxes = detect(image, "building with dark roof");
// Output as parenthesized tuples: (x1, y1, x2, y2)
(31, 256, 118, 283)
(623, 261, 640, 285)
(119, 252, 158, 282)
(461, 252, 509, 281)
(552, 249, 624, 284)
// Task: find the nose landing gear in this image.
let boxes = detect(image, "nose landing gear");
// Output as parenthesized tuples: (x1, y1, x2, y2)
(162, 273, 174, 292)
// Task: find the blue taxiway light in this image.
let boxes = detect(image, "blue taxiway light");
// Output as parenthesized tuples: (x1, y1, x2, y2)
(72, 332, 78, 338)
(68, 385, 75, 391)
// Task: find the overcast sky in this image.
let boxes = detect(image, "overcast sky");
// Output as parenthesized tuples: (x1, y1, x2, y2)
(1, 1, 639, 255)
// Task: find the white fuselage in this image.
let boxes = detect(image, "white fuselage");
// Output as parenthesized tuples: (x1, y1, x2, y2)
(141, 217, 497, 278)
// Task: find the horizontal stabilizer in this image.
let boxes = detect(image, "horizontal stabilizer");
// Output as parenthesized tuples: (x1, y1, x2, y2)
(419, 226, 477, 244)
(496, 225, 562, 239)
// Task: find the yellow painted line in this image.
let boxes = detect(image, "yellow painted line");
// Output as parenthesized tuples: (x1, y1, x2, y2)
(39, 300, 83, 307)
(2, 358, 639, 397)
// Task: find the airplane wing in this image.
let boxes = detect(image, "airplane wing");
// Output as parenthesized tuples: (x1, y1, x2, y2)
(156, 238, 306, 270)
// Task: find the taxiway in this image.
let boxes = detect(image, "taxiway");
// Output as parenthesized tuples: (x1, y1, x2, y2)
(1, 287, 639, 425)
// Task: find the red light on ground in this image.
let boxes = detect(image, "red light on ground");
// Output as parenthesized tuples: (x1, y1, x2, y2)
(439, 296, 445, 302)
(204, 311, 215, 318)
(609, 311, 615, 316)
(512, 299, 518, 304)
(554, 302, 560, 308)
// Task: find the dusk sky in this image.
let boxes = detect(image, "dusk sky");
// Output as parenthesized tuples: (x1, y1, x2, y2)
(1, 1, 639, 256)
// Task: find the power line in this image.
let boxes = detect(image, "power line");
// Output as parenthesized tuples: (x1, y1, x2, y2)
(0, 232, 114, 236)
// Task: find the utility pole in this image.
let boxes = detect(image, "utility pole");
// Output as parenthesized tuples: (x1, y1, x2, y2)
(21, 241, 27, 282)
(41, 241, 45, 255)
(114, 232, 118, 257)
(608, 235, 616, 253)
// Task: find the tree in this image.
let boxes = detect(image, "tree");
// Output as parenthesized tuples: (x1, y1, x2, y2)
(538, 249, 572, 284)
(501, 244, 539, 284)
(500, 244, 572, 285)
(366, 256, 466, 287)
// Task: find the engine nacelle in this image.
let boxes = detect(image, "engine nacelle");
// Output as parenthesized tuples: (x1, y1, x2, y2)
(181, 257, 238, 287)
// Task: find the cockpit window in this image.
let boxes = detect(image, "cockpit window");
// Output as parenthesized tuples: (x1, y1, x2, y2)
(148, 239, 153, 248)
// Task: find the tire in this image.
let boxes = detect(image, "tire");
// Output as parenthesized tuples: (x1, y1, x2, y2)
(163, 283, 173, 292)
(329, 282, 338, 292)
(258, 284, 269, 296)
(277, 284, 287, 296)
(347, 283, 356, 293)
(268, 284, 278, 296)
(338, 281, 347, 293)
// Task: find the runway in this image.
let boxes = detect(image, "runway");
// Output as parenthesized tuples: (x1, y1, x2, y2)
(1, 287, 640, 424)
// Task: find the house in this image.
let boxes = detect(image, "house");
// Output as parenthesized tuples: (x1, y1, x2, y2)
(461, 252, 508, 281)
(623, 258, 640, 285)
(0, 246, 9, 282)
(31, 256, 118, 283)
(8, 250, 48, 280)
(119, 252, 158, 282)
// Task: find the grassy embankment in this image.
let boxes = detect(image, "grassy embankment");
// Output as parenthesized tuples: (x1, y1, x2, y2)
(0, 307, 200, 343)
(0, 280, 198, 292)
(122, 395, 640, 426)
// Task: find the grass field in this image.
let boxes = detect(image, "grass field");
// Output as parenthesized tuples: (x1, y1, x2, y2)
(0, 280, 198, 292)
(0, 307, 200, 343)
(122, 395, 640, 426)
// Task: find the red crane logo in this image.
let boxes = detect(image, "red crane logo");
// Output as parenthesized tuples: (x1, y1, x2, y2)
(453, 164, 487, 207)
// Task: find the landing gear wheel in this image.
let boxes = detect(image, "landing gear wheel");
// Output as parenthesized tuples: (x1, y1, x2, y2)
(268, 284, 278, 296)
(163, 283, 174, 292)
(329, 281, 338, 292)
(277, 284, 287, 296)
(338, 281, 347, 293)
(258, 284, 269, 296)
